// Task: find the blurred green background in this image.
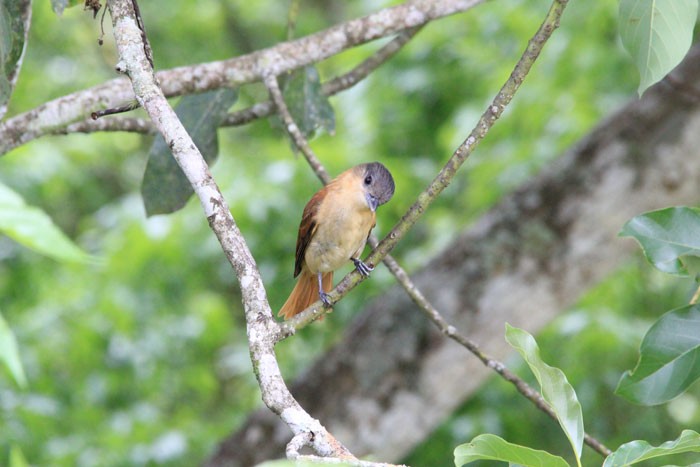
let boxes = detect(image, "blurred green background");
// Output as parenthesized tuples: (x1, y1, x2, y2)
(1, 0, 698, 465)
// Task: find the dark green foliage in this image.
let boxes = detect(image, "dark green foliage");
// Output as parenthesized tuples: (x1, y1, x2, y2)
(280, 66, 335, 138)
(0, 0, 30, 118)
(142, 88, 237, 216)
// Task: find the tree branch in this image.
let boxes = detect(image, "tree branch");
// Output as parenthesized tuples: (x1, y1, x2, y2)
(209, 40, 700, 466)
(262, 2, 610, 454)
(35, 26, 423, 140)
(0, 0, 481, 155)
(106, 0, 355, 460)
(283, 0, 570, 329)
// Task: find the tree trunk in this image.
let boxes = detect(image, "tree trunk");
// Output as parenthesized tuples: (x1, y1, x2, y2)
(205, 44, 700, 466)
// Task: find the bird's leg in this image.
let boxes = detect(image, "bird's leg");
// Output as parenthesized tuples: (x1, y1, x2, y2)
(351, 257, 373, 277)
(317, 271, 332, 307)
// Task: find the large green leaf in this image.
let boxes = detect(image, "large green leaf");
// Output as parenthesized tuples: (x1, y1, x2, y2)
(0, 0, 31, 120)
(603, 429, 700, 466)
(618, 0, 697, 95)
(454, 433, 569, 467)
(141, 88, 237, 216)
(620, 207, 700, 277)
(281, 66, 335, 138)
(0, 182, 91, 263)
(506, 324, 584, 464)
(616, 304, 700, 405)
(0, 311, 26, 388)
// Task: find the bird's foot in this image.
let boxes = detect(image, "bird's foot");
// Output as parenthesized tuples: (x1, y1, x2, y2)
(352, 258, 374, 277)
(319, 291, 332, 307)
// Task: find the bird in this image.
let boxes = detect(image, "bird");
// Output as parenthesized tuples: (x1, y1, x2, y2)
(278, 162, 395, 320)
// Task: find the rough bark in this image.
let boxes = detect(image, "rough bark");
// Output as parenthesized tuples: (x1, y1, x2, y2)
(205, 43, 700, 466)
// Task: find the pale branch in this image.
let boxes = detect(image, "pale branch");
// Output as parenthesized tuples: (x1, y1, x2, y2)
(286, 432, 313, 459)
(106, 0, 354, 460)
(222, 26, 423, 128)
(0, 0, 482, 156)
(210, 41, 700, 466)
(264, 31, 610, 456)
(284, 0, 570, 330)
(5, 23, 422, 144)
(49, 115, 154, 135)
(295, 455, 406, 467)
(319, 26, 423, 101)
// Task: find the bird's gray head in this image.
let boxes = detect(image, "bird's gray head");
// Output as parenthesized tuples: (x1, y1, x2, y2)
(357, 162, 395, 212)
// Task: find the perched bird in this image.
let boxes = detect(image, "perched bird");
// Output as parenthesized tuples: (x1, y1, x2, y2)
(278, 162, 395, 320)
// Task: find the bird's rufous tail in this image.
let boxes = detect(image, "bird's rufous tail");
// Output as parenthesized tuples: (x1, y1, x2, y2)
(278, 270, 333, 320)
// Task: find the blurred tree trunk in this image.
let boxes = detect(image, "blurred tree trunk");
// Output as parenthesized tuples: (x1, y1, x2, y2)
(205, 44, 700, 466)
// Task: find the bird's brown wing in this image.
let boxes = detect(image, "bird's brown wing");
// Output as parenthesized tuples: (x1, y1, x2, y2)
(294, 188, 325, 277)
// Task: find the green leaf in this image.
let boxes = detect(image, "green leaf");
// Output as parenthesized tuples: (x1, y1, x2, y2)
(0, 182, 92, 263)
(620, 207, 700, 277)
(141, 88, 237, 216)
(454, 434, 569, 467)
(618, 0, 697, 95)
(281, 66, 335, 138)
(603, 429, 700, 466)
(0, 311, 26, 388)
(505, 324, 584, 463)
(616, 304, 700, 405)
(0, 0, 31, 120)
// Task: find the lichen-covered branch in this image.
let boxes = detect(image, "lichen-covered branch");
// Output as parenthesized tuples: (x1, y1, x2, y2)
(105, 0, 354, 460)
(0, 0, 481, 155)
(38, 26, 423, 140)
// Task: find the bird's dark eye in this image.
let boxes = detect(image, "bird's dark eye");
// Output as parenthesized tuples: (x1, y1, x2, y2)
(364, 175, 372, 185)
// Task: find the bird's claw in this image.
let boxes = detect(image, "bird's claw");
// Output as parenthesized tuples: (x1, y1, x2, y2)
(319, 291, 332, 307)
(352, 258, 373, 277)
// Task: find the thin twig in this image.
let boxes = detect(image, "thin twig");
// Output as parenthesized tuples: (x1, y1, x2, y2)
(285, 0, 570, 329)
(263, 2, 611, 457)
(379, 246, 612, 457)
(264, 74, 332, 184)
(130, 0, 153, 68)
(222, 27, 423, 128)
(286, 432, 313, 459)
(91, 101, 141, 119)
(320, 26, 422, 97)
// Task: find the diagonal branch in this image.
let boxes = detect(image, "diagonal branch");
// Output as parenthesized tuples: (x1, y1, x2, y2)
(210, 38, 700, 467)
(283, 0, 571, 329)
(263, 12, 610, 455)
(0, 0, 481, 156)
(263, 74, 332, 184)
(105, 0, 356, 461)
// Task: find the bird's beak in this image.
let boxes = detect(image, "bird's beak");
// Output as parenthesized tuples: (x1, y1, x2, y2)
(366, 193, 379, 212)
